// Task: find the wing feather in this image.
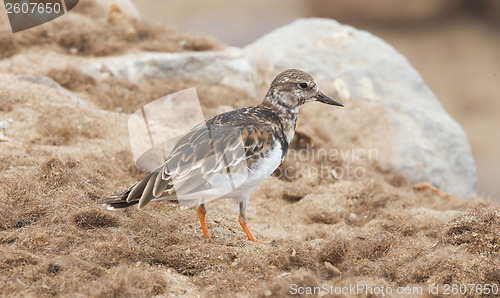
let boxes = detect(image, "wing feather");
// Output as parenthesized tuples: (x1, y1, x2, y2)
(138, 174, 156, 208)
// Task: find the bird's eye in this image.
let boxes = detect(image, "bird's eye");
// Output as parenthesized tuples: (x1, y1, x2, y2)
(298, 83, 308, 89)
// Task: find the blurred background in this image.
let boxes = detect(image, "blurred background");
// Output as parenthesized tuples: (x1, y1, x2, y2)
(131, 0, 500, 199)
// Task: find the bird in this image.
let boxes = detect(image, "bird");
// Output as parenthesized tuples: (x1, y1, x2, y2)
(100, 69, 343, 243)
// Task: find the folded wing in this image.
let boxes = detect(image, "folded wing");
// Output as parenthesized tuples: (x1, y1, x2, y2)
(100, 121, 277, 209)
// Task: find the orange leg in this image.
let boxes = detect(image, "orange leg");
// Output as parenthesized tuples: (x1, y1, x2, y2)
(197, 204, 212, 242)
(238, 214, 268, 244)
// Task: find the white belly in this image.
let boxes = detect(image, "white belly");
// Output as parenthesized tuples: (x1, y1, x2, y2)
(228, 140, 283, 198)
(172, 141, 283, 207)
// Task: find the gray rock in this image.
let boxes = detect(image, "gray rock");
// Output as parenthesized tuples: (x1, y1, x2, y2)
(246, 18, 477, 197)
(79, 49, 259, 97)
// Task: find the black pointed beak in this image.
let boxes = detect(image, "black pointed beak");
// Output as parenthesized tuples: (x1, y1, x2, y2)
(315, 91, 343, 107)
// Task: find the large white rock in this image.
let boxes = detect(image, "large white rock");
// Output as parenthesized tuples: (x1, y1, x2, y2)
(246, 18, 477, 197)
(79, 49, 259, 97)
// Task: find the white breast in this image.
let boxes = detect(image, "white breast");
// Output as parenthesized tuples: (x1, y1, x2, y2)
(247, 140, 283, 181)
(225, 140, 283, 199)
(172, 141, 283, 206)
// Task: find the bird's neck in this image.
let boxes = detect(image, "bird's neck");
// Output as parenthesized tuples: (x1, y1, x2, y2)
(262, 95, 299, 144)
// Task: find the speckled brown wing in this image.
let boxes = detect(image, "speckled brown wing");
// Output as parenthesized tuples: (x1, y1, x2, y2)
(158, 123, 277, 198)
(100, 106, 284, 209)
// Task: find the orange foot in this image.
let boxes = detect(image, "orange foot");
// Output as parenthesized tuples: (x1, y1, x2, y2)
(238, 215, 270, 244)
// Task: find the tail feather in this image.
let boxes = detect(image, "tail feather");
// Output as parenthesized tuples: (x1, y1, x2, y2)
(138, 173, 156, 208)
(99, 182, 139, 209)
(104, 200, 139, 209)
(127, 172, 153, 203)
(100, 169, 173, 209)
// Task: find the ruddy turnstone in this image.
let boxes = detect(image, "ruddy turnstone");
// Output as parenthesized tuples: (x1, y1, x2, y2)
(100, 69, 343, 243)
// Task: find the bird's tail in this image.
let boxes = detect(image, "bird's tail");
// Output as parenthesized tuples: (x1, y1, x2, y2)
(100, 167, 174, 209)
(99, 182, 141, 209)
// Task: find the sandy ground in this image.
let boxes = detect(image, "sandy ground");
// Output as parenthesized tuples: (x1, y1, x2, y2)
(0, 1, 499, 297)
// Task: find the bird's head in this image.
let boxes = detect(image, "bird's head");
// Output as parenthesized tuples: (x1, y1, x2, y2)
(263, 69, 343, 111)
